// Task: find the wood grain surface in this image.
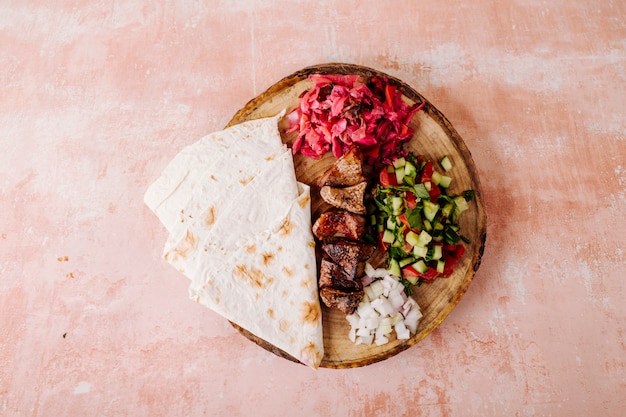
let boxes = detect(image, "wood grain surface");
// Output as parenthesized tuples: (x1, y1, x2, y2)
(227, 63, 487, 368)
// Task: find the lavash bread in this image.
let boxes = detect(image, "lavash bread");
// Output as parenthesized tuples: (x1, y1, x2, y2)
(144, 113, 324, 368)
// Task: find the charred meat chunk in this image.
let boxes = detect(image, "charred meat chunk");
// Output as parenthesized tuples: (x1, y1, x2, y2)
(321, 239, 375, 279)
(317, 148, 365, 187)
(320, 181, 368, 214)
(312, 210, 367, 241)
(319, 287, 364, 315)
(318, 256, 363, 292)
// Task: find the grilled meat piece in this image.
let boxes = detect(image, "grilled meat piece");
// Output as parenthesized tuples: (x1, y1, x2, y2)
(318, 256, 363, 292)
(319, 287, 364, 315)
(320, 181, 368, 214)
(312, 210, 367, 241)
(317, 148, 365, 187)
(321, 239, 375, 279)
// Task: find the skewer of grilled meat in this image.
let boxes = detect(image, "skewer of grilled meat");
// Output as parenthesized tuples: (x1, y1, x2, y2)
(314, 147, 376, 314)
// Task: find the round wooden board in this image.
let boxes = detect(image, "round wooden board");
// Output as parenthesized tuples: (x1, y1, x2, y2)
(226, 63, 487, 368)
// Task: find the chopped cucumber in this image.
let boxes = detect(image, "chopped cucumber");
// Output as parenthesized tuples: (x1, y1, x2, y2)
(431, 171, 442, 186)
(405, 230, 421, 247)
(412, 245, 428, 258)
(391, 196, 403, 215)
(412, 260, 428, 274)
(438, 175, 452, 188)
(404, 161, 417, 177)
(417, 230, 432, 246)
(423, 200, 440, 222)
(436, 259, 446, 273)
(405, 275, 420, 285)
(393, 157, 406, 169)
(441, 203, 454, 218)
(382, 229, 395, 244)
(388, 258, 402, 277)
(399, 257, 416, 267)
(440, 155, 453, 172)
(395, 166, 405, 183)
(453, 196, 469, 213)
(432, 245, 443, 260)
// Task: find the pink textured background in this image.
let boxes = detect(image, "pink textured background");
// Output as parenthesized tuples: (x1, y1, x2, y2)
(1, 1, 625, 416)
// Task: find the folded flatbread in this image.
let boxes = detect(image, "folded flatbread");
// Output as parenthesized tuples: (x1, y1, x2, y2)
(144, 113, 324, 368)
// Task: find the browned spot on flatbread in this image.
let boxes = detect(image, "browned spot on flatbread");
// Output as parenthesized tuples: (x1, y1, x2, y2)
(301, 301, 321, 325)
(245, 243, 257, 254)
(262, 252, 275, 266)
(170, 230, 198, 260)
(239, 176, 254, 186)
(267, 308, 275, 319)
(205, 206, 216, 226)
(300, 342, 323, 368)
(308, 241, 315, 248)
(298, 193, 311, 208)
(233, 265, 274, 289)
(282, 266, 293, 277)
(279, 215, 293, 237)
(279, 319, 290, 332)
(265, 153, 277, 161)
(300, 275, 313, 288)
(57, 256, 69, 262)
(210, 174, 217, 181)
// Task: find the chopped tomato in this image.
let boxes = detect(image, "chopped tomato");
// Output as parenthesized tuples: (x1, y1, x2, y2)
(379, 168, 398, 187)
(402, 265, 420, 279)
(442, 257, 458, 277)
(421, 161, 433, 183)
(397, 213, 410, 229)
(378, 231, 389, 253)
(420, 267, 439, 281)
(453, 244, 465, 260)
(428, 184, 441, 201)
(443, 243, 457, 252)
(404, 192, 417, 210)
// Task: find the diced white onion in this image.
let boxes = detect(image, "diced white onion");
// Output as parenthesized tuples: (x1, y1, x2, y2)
(346, 263, 422, 346)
